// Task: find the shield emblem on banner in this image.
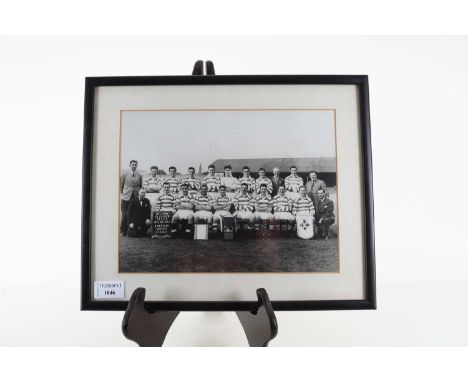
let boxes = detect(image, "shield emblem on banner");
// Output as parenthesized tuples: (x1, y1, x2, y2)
(296, 216, 314, 239)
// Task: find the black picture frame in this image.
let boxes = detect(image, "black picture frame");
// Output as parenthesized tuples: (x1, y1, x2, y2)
(81, 75, 375, 312)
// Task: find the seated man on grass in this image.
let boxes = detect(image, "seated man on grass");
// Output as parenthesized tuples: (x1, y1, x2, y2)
(171, 183, 195, 235)
(272, 184, 295, 231)
(233, 182, 255, 231)
(193, 184, 214, 229)
(253, 184, 274, 230)
(212, 185, 233, 233)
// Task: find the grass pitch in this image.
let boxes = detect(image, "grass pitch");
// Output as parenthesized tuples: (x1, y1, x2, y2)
(119, 235, 338, 273)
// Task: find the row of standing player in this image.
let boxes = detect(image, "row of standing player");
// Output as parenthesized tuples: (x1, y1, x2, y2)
(142, 164, 311, 200)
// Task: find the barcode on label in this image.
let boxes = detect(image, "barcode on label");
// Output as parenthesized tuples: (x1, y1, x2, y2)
(94, 281, 125, 299)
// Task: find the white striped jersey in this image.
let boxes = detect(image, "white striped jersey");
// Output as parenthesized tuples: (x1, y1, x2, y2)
(220, 176, 240, 192)
(293, 196, 315, 214)
(182, 176, 201, 192)
(202, 175, 221, 192)
(193, 194, 213, 209)
(255, 177, 273, 194)
(175, 194, 194, 210)
(234, 193, 254, 211)
(163, 176, 180, 193)
(155, 193, 176, 211)
(254, 194, 273, 212)
(285, 175, 304, 192)
(143, 176, 161, 191)
(213, 194, 232, 210)
(273, 194, 293, 212)
(238, 175, 256, 193)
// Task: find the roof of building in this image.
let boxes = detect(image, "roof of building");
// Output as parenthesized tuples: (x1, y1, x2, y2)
(210, 157, 336, 173)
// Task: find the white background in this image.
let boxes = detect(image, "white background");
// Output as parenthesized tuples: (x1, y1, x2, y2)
(2, 0, 468, 378)
(1, 35, 467, 348)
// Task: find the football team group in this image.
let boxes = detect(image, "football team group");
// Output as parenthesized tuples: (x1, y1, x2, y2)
(120, 160, 336, 240)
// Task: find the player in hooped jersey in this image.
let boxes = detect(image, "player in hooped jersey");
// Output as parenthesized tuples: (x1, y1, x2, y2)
(238, 166, 256, 195)
(212, 185, 233, 232)
(171, 183, 195, 235)
(143, 165, 162, 210)
(272, 184, 295, 230)
(164, 166, 180, 195)
(193, 184, 214, 228)
(255, 168, 273, 195)
(234, 182, 255, 229)
(183, 166, 201, 198)
(143, 165, 162, 193)
(154, 182, 177, 212)
(292, 185, 315, 220)
(253, 184, 274, 230)
(285, 165, 304, 201)
(203, 164, 221, 199)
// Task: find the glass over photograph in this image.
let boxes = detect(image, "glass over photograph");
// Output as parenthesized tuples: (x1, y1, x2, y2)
(119, 109, 339, 273)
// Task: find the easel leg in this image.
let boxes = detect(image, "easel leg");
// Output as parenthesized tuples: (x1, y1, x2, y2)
(122, 288, 179, 347)
(236, 288, 278, 347)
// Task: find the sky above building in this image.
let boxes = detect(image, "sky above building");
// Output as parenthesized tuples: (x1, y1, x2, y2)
(121, 110, 336, 174)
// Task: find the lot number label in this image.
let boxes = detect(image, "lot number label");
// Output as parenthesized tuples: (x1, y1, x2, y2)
(94, 281, 125, 299)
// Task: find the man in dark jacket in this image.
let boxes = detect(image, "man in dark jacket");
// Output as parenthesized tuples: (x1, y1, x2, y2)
(270, 167, 284, 196)
(305, 170, 327, 210)
(315, 188, 335, 239)
(127, 189, 152, 237)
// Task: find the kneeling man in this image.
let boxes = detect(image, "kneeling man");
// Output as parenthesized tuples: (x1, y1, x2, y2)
(212, 185, 233, 232)
(253, 184, 274, 230)
(171, 183, 195, 235)
(272, 185, 295, 230)
(234, 183, 255, 229)
(127, 188, 152, 237)
(193, 184, 214, 228)
(315, 188, 335, 239)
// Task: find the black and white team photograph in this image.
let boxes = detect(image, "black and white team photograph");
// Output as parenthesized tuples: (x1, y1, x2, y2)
(119, 109, 338, 273)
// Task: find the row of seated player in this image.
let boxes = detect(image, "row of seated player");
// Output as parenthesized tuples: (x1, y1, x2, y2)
(123, 182, 335, 239)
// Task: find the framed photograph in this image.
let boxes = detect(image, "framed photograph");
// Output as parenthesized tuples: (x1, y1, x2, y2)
(81, 75, 375, 311)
